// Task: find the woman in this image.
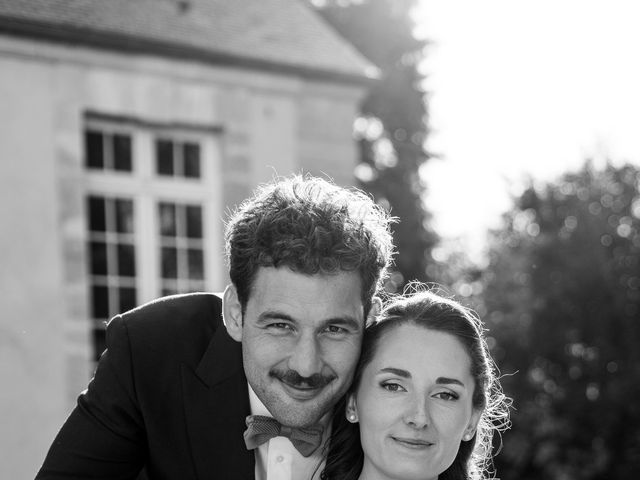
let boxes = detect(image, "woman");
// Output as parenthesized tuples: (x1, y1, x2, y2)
(321, 289, 510, 480)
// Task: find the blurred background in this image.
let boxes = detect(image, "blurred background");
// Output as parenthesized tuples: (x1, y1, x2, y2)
(1, 0, 639, 478)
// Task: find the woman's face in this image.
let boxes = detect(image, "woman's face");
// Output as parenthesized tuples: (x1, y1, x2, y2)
(347, 324, 481, 480)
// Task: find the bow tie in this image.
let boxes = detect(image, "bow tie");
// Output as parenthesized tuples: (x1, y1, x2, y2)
(243, 415, 324, 457)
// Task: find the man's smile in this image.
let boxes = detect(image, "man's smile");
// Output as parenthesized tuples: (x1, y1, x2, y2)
(279, 379, 325, 400)
(271, 369, 336, 400)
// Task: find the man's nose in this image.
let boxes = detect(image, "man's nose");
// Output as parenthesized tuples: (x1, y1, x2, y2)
(288, 332, 322, 378)
(403, 394, 430, 429)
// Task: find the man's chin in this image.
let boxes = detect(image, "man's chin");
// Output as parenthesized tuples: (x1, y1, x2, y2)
(268, 393, 330, 427)
(272, 412, 325, 429)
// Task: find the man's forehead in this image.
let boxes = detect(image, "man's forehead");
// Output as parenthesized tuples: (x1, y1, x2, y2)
(247, 267, 366, 321)
(252, 296, 364, 322)
(251, 266, 363, 292)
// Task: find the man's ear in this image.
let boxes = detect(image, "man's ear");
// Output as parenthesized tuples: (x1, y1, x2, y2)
(365, 296, 382, 327)
(345, 394, 359, 423)
(223, 284, 243, 342)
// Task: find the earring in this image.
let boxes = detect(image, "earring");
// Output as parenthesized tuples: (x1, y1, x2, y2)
(463, 431, 474, 441)
(347, 412, 358, 423)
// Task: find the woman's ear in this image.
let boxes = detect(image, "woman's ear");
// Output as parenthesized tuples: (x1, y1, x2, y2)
(462, 409, 482, 441)
(345, 394, 359, 423)
(223, 284, 243, 342)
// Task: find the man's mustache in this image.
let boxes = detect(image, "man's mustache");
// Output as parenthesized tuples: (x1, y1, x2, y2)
(270, 369, 335, 389)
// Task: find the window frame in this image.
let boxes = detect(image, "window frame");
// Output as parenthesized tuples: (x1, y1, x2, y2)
(83, 113, 223, 358)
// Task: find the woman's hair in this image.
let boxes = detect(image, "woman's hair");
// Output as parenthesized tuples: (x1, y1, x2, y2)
(224, 174, 395, 316)
(321, 286, 510, 480)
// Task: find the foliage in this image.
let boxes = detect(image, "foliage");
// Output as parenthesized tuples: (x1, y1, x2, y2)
(312, 0, 438, 290)
(480, 162, 640, 479)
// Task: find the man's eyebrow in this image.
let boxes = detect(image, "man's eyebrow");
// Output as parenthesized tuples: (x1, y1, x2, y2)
(379, 367, 411, 378)
(256, 312, 361, 330)
(435, 377, 466, 388)
(320, 316, 361, 331)
(257, 311, 295, 322)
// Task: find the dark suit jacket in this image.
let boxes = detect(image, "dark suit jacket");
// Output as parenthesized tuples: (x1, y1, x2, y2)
(36, 293, 255, 480)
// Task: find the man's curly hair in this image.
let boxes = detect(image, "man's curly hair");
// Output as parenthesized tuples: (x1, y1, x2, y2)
(224, 175, 395, 315)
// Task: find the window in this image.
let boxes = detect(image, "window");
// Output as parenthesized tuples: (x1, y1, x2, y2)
(155, 138, 201, 178)
(85, 129, 132, 172)
(87, 195, 137, 357)
(83, 113, 221, 360)
(158, 202, 205, 295)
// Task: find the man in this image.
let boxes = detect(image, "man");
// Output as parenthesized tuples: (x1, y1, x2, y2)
(36, 175, 394, 479)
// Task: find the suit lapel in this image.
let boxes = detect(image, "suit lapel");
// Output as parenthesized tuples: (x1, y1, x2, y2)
(182, 324, 254, 480)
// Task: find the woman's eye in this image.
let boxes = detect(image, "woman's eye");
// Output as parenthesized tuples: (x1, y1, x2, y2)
(381, 382, 405, 392)
(434, 391, 459, 401)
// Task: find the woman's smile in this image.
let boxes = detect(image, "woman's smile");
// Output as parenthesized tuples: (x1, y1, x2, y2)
(390, 435, 434, 449)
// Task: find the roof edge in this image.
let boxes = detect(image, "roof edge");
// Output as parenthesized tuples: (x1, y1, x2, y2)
(0, 16, 379, 86)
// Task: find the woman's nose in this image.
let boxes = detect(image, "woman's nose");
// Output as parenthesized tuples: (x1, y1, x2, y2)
(403, 395, 430, 429)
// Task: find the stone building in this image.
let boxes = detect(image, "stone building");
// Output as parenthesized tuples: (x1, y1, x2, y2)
(0, 1, 375, 477)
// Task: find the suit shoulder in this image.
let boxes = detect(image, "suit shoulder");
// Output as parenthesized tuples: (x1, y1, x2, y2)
(114, 292, 224, 359)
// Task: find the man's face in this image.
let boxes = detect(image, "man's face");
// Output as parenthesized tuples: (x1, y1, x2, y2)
(225, 266, 371, 427)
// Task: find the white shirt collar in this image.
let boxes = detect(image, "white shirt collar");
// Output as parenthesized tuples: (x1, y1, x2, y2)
(247, 384, 331, 480)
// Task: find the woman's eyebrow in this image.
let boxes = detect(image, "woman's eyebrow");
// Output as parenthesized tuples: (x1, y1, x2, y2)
(379, 367, 411, 378)
(378, 369, 467, 388)
(435, 377, 465, 388)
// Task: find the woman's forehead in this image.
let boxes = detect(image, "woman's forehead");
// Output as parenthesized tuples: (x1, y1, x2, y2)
(367, 324, 473, 380)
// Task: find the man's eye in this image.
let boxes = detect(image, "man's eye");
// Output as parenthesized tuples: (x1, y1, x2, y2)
(326, 325, 347, 334)
(268, 322, 292, 330)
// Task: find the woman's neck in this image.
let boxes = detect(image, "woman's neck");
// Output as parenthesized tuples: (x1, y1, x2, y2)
(357, 462, 437, 480)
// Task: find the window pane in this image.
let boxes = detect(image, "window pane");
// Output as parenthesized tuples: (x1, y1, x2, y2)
(161, 246, 178, 278)
(184, 142, 201, 178)
(115, 199, 134, 233)
(119, 287, 137, 313)
(91, 285, 109, 319)
(117, 243, 136, 277)
(187, 248, 204, 280)
(185, 205, 202, 238)
(85, 130, 104, 169)
(158, 203, 176, 236)
(156, 139, 174, 175)
(90, 241, 108, 275)
(88, 196, 106, 232)
(113, 134, 132, 171)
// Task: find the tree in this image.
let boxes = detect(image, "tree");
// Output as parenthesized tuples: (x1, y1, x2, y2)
(312, 0, 438, 289)
(480, 162, 640, 479)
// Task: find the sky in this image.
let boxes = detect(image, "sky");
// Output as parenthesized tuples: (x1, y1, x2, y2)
(413, 0, 640, 259)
